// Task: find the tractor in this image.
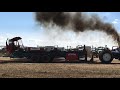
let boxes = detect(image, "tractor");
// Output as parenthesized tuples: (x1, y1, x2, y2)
(92, 46, 106, 58)
(99, 46, 120, 64)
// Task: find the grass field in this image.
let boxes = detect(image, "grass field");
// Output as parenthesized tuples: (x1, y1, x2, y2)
(0, 57, 120, 78)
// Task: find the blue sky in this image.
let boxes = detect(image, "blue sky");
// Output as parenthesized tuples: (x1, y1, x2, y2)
(0, 12, 40, 34)
(0, 12, 120, 48)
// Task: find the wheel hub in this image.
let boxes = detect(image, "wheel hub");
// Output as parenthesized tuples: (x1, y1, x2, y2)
(103, 53, 111, 62)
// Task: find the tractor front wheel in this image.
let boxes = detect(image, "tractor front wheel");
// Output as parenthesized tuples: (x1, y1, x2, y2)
(99, 50, 113, 64)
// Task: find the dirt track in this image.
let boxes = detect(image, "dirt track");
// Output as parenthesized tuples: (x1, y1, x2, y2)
(0, 57, 120, 78)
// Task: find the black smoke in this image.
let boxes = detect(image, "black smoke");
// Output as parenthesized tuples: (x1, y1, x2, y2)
(35, 12, 120, 46)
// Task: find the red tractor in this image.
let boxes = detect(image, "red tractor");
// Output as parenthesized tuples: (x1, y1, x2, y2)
(6, 37, 24, 55)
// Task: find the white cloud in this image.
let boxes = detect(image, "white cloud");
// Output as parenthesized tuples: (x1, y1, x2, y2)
(0, 28, 118, 49)
(0, 33, 13, 46)
(112, 19, 119, 24)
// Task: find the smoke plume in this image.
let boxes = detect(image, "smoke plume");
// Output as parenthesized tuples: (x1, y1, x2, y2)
(35, 12, 120, 46)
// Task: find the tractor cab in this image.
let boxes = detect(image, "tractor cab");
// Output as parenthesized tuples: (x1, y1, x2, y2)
(6, 37, 24, 54)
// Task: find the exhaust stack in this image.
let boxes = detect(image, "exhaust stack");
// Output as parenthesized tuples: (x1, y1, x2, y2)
(117, 37, 120, 47)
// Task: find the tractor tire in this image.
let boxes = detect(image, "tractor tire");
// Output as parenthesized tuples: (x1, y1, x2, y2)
(37, 56, 44, 63)
(31, 56, 39, 62)
(99, 50, 113, 64)
(26, 56, 31, 59)
(48, 57, 54, 63)
(38, 55, 50, 63)
(44, 55, 51, 62)
(30, 56, 36, 61)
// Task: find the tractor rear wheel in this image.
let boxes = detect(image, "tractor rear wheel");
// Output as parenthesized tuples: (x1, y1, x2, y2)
(41, 55, 51, 63)
(99, 50, 113, 64)
(48, 57, 54, 63)
(31, 55, 40, 62)
(38, 55, 51, 63)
